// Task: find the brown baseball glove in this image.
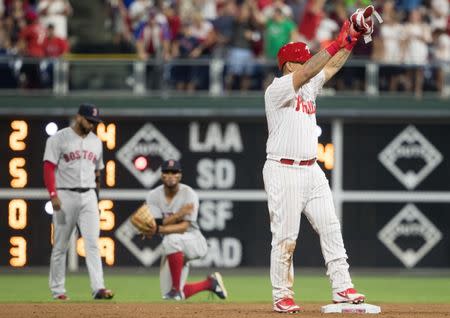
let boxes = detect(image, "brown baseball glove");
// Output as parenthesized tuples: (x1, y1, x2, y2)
(130, 204, 157, 238)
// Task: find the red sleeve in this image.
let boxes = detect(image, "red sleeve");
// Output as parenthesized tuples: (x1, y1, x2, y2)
(43, 160, 57, 198)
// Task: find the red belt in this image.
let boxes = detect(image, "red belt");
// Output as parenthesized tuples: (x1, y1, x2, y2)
(280, 158, 316, 166)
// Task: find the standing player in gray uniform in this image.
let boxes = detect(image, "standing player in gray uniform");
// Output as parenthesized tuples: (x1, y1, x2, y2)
(43, 104, 113, 300)
(145, 159, 227, 300)
(263, 20, 367, 313)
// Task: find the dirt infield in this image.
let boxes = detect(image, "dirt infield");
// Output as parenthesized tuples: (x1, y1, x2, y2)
(2, 303, 450, 318)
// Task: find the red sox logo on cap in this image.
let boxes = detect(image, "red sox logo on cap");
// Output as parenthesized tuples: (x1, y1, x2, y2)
(92, 108, 98, 116)
(168, 160, 174, 167)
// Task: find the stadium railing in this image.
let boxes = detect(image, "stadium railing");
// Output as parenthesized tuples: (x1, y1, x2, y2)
(0, 55, 449, 98)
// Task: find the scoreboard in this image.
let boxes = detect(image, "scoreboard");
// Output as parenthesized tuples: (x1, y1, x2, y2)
(0, 116, 333, 268)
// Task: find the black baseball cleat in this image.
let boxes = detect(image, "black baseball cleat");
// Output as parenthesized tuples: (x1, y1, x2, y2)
(93, 288, 114, 300)
(209, 272, 228, 300)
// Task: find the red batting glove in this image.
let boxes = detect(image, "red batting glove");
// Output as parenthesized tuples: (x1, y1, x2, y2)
(336, 20, 352, 48)
(326, 20, 362, 56)
(345, 21, 363, 51)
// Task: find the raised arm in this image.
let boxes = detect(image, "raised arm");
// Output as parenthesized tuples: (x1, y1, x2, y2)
(323, 47, 353, 83)
(292, 21, 360, 91)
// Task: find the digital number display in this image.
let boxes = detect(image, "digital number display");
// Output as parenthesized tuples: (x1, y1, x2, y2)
(0, 116, 332, 267)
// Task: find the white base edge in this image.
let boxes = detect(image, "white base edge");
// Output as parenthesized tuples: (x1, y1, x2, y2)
(321, 303, 381, 314)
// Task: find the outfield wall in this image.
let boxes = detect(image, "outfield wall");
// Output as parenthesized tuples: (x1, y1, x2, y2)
(0, 98, 449, 270)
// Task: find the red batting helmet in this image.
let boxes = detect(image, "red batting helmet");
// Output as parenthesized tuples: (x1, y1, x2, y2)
(277, 42, 312, 70)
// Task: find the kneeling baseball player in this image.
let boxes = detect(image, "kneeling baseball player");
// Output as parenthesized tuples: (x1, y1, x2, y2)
(131, 159, 227, 300)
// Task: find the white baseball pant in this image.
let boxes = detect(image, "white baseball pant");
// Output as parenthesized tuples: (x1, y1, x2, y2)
(263, 159, 353, 302)
(159, 232, 208, 296)
(49, 189, 105, 296)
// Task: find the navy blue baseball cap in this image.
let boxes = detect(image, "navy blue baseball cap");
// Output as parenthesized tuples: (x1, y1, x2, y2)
(78, 103, 102, 123)
(161, 159, 182, 173)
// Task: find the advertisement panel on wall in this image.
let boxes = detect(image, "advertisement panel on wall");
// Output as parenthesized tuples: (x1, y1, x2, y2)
(0, 116, 332, 268)
(343, 202, 449, 268)
(1, 116, 449, 268)
(343, 124, 449, 191)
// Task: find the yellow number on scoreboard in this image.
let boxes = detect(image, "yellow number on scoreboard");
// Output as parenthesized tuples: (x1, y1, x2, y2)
(105, 160, 116, 187)
(9, 120, 28, 151)
(10, 236, 27, 267)
(317, 143, 334, 170)
(77, 237, 115, 265)
(98, 200, 115, 231)
(9, 157, 27, 188)
(97, 123, 116, 150)
(8, 199, 27, 230)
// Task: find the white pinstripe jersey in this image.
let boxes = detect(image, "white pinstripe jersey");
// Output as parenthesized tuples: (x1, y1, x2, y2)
(264, 70, 325, 161)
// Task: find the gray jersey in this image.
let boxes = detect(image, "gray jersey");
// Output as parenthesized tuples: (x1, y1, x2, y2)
(43, 127, 104, 188)
(146, 183, 200, 233)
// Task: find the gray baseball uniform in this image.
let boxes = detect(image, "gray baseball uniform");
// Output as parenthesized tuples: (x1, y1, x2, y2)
(263, 71, 353, 302)
(44, 126, 106, 297)
(145, 183, 208, 295)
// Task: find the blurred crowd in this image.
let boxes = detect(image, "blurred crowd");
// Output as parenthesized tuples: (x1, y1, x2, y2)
(0, 0, 71, 88)
(0, 0, 449, 94)
(0, 0, 70, 57)
(104, 0, 450, 94)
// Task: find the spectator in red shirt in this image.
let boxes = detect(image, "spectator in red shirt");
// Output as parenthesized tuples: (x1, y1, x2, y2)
(43, 24, 69, 57)
(297, 0, 325, 51)
(18, 11, 46, 57)
(18, 11, 46, 88)
(136, 9, 171, 90)
(136, 9, 170, 61)
(163, 2, 181, 42)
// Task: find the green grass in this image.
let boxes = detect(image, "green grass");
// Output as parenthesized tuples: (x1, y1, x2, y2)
(0, 274, 449, 303)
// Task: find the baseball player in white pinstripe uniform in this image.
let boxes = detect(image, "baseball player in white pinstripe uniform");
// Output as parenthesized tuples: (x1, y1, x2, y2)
(43, 104, 113, 300)
(263, 20, 366, 313)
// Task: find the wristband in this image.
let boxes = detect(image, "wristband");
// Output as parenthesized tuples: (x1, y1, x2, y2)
(325, 41, 340, 57)
(50, 191, 57, 198)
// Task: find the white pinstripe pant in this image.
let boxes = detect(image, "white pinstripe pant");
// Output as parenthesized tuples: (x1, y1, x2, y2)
(263, 159, 353, 302)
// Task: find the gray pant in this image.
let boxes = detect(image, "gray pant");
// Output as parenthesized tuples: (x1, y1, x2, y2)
(49, 189, 105, 296)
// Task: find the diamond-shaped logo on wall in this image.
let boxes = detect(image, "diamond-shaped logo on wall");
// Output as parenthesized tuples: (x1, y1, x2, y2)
(378, 125, 442, 190)
(115, 218, 162, 266)
(116, 123, 181, 188)
(378, 204, 442, 268)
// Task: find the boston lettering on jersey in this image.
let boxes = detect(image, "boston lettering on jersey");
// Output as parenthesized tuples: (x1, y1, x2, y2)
(295, 95, 316, 114)
(63, 150, 98, 163)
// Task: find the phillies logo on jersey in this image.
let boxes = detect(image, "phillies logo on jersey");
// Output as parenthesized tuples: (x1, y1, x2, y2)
(63, 150, 98, 163)
(295, 95, 316, 114)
